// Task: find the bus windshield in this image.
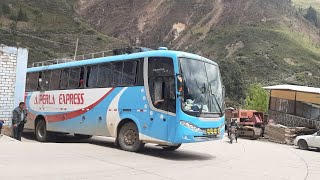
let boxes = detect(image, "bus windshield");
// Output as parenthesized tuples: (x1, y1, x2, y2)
(180, 58, 224, 118)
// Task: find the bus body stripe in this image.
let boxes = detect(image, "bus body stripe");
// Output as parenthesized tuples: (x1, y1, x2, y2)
(38, 88, 115, 122)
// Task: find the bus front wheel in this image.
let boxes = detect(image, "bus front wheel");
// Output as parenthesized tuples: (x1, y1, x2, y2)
(35, 120, 48, 142)
(118, 122, 144, 152)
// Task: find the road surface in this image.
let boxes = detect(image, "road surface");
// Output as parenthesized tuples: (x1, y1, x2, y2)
(0, 132, 319, 180)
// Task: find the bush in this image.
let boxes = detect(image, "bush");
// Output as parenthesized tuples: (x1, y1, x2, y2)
(2, 3, 11, 15)
(17, 7, 28, 22)
(244, 82, 269, 112)
(304, 6, 318, 27)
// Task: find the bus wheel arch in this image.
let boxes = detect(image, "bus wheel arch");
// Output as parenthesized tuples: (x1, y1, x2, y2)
(34, 115, 48, 142)
(116, 119, 144, 152)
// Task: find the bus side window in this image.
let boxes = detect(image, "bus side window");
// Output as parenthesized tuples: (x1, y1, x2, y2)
(122, 61, 137, 86)
(50, 69, 61, 90)
(68, 68, 81, 89)
(60, 69, 70, 89)
(26, 72, 39, 92)
(98, 63, 112, 87)
(79, 67, 85, 88)
(40, 71, 52, 91)
(87, 65, 99, 88)
(113, 62, 123, 86)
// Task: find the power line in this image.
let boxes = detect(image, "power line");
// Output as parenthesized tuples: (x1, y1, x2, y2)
(0, 27, 76, 47)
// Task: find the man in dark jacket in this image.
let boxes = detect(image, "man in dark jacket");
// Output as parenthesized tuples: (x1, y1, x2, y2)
(0, 120, 4, 135)
(12, 102, 28, 141)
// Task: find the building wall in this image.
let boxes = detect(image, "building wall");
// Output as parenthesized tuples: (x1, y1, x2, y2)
(269, 110, 320, 130)
(0, 45, 28, 126)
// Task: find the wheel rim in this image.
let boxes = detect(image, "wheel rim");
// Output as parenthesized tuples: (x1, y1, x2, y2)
(124, 129, 137, 145)
(38, 123, 45, 138)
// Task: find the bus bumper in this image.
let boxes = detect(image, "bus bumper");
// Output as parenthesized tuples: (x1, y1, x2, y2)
(173, 124, 225, 144)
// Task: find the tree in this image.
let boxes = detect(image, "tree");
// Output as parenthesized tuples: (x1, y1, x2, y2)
(2, 3, 11, 15)
(305, 6, 318, 27)
(219, 61, 246, 103)
(244, 82, 269, 112)
(17, 7, 28, 22)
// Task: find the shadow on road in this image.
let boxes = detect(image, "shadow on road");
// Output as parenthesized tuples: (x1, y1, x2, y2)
(22, 132, 215, 161)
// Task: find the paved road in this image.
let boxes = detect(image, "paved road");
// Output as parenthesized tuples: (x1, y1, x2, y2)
(1, 132, 319, 180)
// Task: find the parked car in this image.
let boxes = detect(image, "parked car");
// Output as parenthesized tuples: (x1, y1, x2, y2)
(294, 130, 320, 151)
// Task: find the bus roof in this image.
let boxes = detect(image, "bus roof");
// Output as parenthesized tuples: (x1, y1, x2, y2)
(27, 50, 218, 73)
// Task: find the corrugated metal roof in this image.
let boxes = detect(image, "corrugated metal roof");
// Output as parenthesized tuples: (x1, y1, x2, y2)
(263, 85, 320, 94)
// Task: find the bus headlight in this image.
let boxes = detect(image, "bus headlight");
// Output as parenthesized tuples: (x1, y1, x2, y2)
(180, 120, 203, 133)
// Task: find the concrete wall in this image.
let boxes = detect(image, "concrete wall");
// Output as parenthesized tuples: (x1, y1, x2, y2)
(268, 110, 320, 130)
(0, 45, 28, 127)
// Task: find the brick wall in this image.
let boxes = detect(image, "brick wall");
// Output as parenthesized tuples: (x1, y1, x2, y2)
(0, 45, 28, 129)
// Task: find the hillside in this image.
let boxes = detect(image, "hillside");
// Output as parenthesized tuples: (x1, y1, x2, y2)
(0, 0, 126, 64)
(77, 0, 320, 102)
(1, 0, 320, 104)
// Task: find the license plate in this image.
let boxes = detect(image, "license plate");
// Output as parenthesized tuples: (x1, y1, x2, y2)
(206, 128, 220, 135)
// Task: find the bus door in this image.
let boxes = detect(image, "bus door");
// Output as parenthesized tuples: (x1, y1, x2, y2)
(146, 57, 176, 142)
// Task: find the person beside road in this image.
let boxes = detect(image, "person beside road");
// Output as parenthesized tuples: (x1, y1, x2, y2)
(0, 120, 4, 136)
(229, 119, 239, 143)
(12, 102, 28, 141)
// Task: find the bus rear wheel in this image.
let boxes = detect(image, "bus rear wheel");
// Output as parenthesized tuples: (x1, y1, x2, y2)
(118, 122, 144, 152)
(35, 120, 48, 142)
(162, 144, 181, 151)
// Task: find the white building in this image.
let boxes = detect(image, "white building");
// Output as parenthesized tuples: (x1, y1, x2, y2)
(0, 44, 28, 126)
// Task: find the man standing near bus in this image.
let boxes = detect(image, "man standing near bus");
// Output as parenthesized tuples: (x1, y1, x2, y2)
(12, 102, 28, 141)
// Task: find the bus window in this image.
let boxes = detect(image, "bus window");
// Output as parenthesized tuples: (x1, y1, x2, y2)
(26, 72, 39, 91)
(68, 68, 81, 89)
(148, 57, 176, 113)
(49, 69, 61, 90)
(122, 61, 137, 86)
(113, 62, 123, 86)
(60, 69, 70, 89)
(97, 63, 112, 87)
(41, 71, 52, 91)
(87, 65, 99, 88)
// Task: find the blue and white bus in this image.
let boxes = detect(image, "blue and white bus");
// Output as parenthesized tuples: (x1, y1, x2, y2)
(24, 48, 225, 152)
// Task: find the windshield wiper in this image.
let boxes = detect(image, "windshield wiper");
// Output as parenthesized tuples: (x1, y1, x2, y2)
(211, 92, 223, 117)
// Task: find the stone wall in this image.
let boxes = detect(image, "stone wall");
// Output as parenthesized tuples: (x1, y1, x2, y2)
(268, 110, 320, 130)
(0, 45, 28, 130)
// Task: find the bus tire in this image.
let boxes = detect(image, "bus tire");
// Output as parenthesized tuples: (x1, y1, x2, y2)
(118, 122, 144, 152)
(162, 144, 181, 151)
(35, 120, 48, 142)
(74, 134, 92, 139)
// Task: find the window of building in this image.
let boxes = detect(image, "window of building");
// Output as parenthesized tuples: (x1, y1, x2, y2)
(270, 97, 277, 111)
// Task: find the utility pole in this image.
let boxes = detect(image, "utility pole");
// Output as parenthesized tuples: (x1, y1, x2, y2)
(74, 38, 79, 60)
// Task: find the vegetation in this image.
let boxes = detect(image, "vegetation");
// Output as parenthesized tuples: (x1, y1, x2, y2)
(0, 0, 126, 63)
(305, 6, 318, 26)
(244, 82, 269, 112)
